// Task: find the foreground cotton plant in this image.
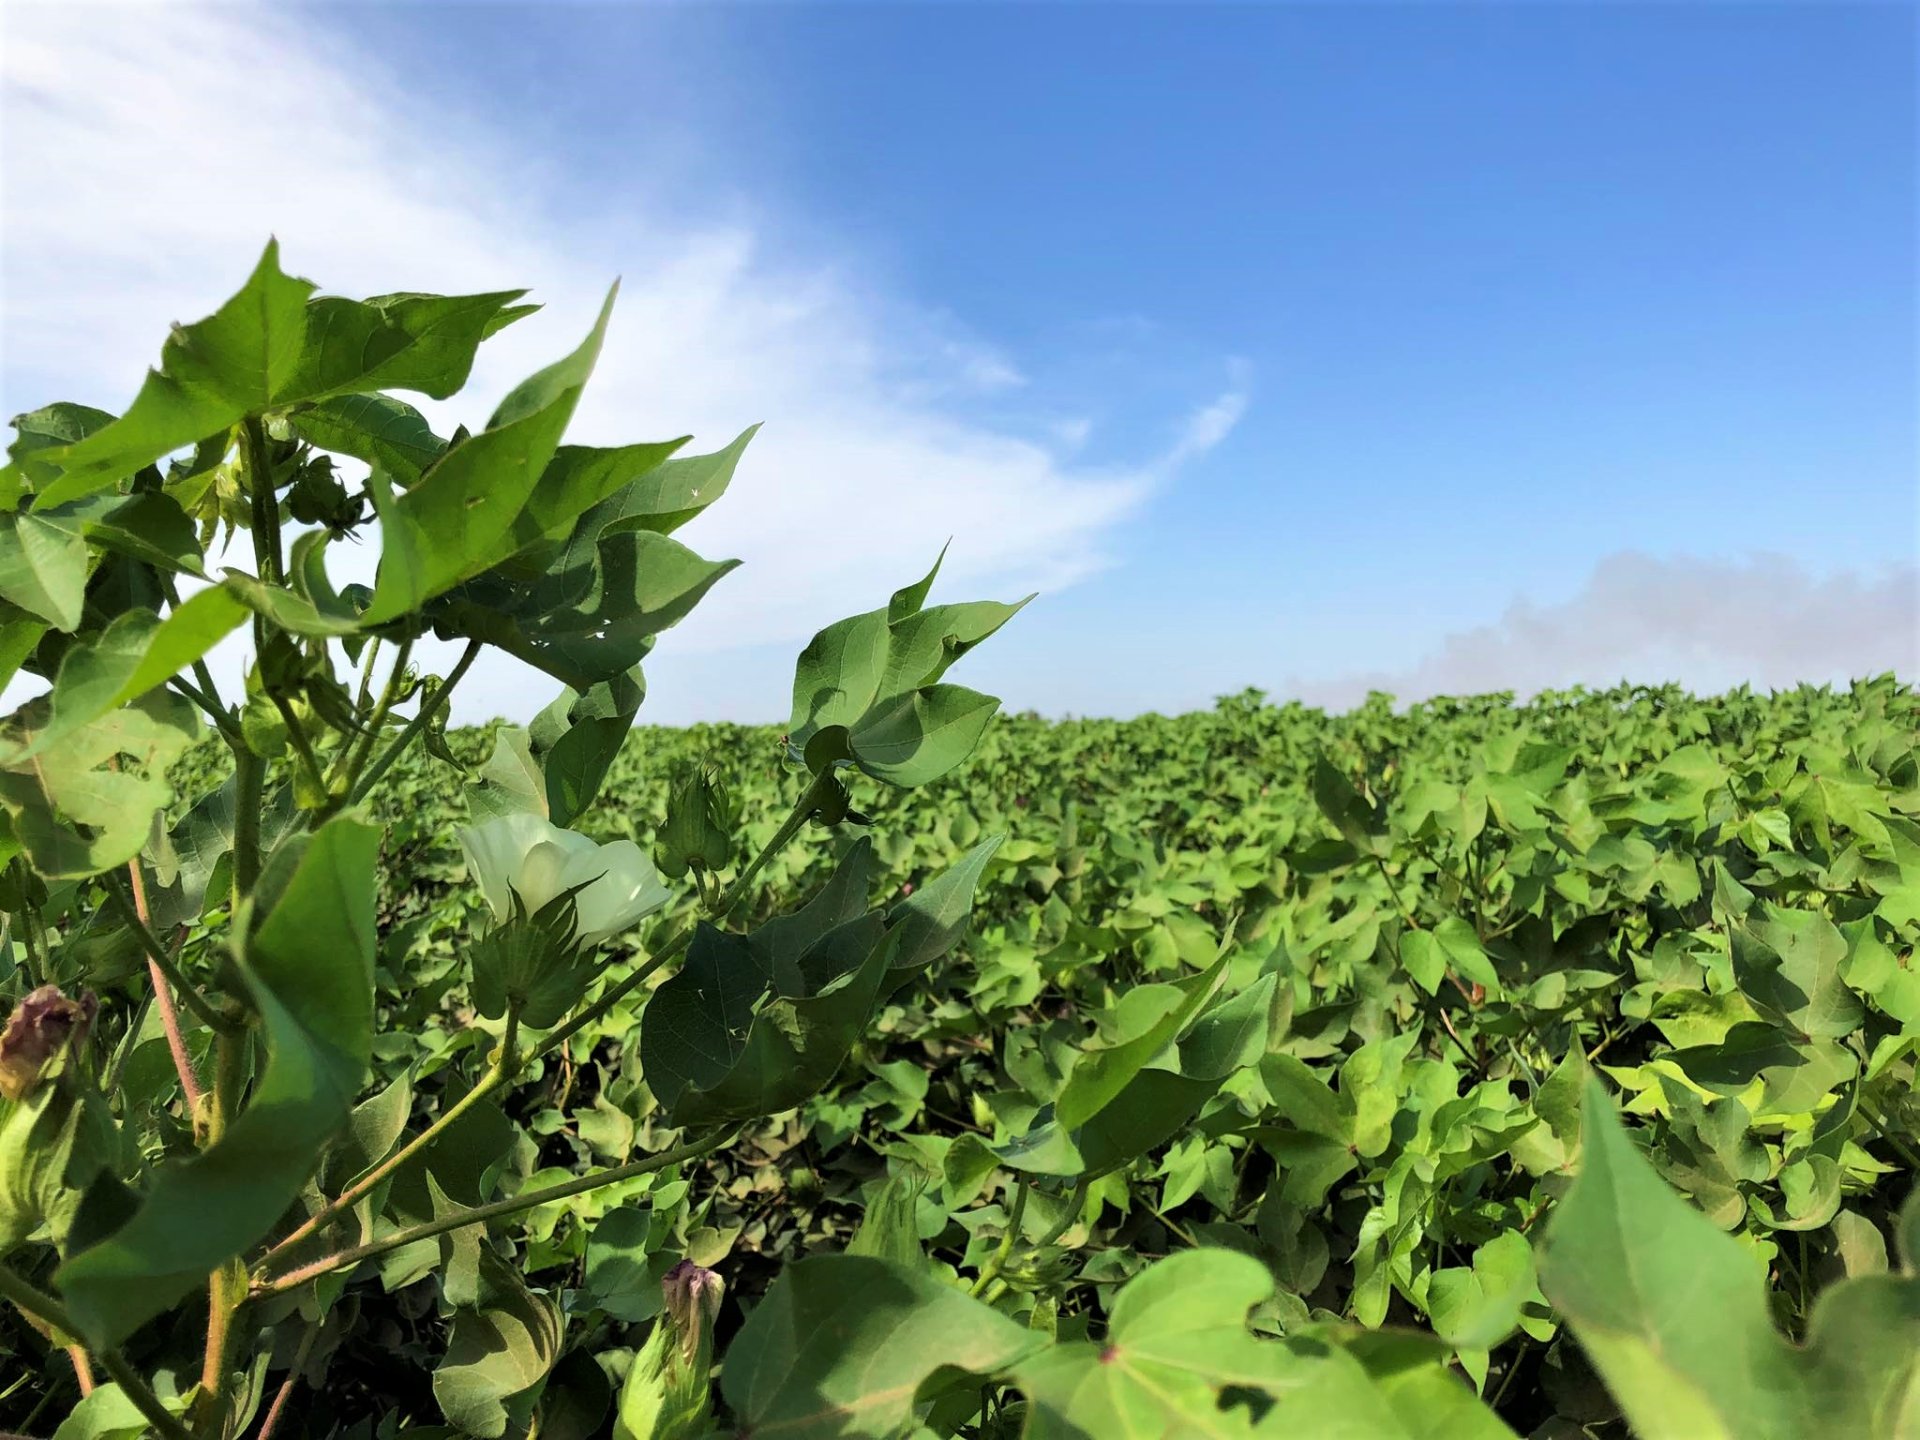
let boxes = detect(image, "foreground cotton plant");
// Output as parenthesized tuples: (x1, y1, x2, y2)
(0, 245, 1024, 1439)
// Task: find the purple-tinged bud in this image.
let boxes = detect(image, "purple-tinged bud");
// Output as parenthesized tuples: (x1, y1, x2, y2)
(0, 986, 96, 1100)
(661, 1259, 724, 1366)
(613, 1260, 725, 1440)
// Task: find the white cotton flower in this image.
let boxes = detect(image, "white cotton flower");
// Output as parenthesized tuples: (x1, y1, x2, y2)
(458, 812, 673, 949)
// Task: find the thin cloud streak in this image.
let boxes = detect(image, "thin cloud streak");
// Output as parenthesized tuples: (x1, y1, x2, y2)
(1287, 551, 1919, 710)
(0, 3, 1244, 723)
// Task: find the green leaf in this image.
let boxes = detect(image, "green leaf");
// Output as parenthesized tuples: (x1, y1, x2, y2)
(469, 727, 549, 823)
(1733, 905, 1865, 1039)
(222, 569, 360, 637)
(11, 592, 247, 760)
(7, 403, 115, 490)
(1433, 917, 1501, 997)
(55, 817, 378, 1346)
(1427, 1230, 1536, 1352)
(846, 1171, 928, 1269)
(480, 530, 739, 689)
(529, 672, 644, 826)
(885, 833, 1004, 975)
(289, 392, 448, 484)
(720, 1254, 1037, 1440)
(1015, 1249, 1301, 1438)
(582, 423, 758, 537)
(1056, 953, 1228, 1129)
(656, 919, 894, 1125)
(434, 1256, 563, 1438)
(1313, 756, 1388, 858)
(0, 510, 90, 630)
(34, 240, 315, 507)
(0, 689, 199, 880)
(848, 684, 1003, 788)
(285, 289, 531, 402)
(361, 285, 616, 623)
(1538, 1081, 1800, 1440)
(788, 563, 1028, 788)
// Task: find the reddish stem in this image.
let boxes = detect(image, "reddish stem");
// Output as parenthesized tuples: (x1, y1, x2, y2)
(130, 858, 203, 1113)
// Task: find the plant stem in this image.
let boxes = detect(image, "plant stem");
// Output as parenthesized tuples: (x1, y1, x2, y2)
(200, 1025, 250, 1409)
(347, 639, 481, 805)
(169, 676, 244, 746)
(67, 1343, 95, 1395)
(329, 637, 412, 794)
(243, 416, 284, 588)
(102, 871, 229, 1036)
(1032, 1180, 1089, 1249)
(714, 770, 837, 921)
(233, 747, 265, 905)
(127, 858, 203, 1112)
(255, 1129, 735, 1297)
(969, 1182, 1029, 1296)
(256, 1318, 321, 1440)
(257, 1062, 510, 1268)
(0, 1266, 192, 1440)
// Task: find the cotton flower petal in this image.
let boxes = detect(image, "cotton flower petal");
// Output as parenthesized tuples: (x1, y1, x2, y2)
(571, 840, 673, 947)
(458, 812, 556, 922)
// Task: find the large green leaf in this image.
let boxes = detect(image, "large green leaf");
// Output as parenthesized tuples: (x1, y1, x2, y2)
(885, 832, 1004, 975)
(647, 918, 893, 1125)
(289, 392, 448, 484)
(0, 689, 199, 880)
(55, 817, 378, 1346)
(1732, 905, 1865, 1040)
(10, 591, 248, 761)
(284, 289, 531, 402)
(360, 286, 617, 623)
(1055, 953, 1229, 1129)
(1540, 1081, 1850, 1440)
(433, 1254, 564, 1438)
(0, 510, 91, 630)
(1016, 1249, 1303, 1438)
(787, 552, 1028, 788)
(720, 1254, 1037, 1439)
(528, 672, 645, 826)
(34, 241, 314, 507)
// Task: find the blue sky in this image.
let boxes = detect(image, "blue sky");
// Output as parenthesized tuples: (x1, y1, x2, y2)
(2, 2, 1914, 721)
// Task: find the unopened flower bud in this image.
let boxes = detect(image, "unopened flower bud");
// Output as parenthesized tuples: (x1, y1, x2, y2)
(613, 1261, 724, 1440)
(661, 1259, 723, 1367)
(657, 766, 734, 880)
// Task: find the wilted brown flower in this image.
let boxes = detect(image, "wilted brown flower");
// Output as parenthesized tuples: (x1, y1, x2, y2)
(0, 985, 97, 1100)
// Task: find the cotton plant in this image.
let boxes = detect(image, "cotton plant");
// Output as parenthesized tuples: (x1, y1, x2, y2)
(0, 245, 1024, 1438)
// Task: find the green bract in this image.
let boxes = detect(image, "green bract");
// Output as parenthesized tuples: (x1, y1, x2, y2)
(0, 245, 1912, 1440)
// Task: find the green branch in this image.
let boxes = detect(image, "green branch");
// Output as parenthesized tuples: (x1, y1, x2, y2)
(347, 639, 481, 805)
(969, 1181, 1029, 1296)
(255, 1129, 735, 1297)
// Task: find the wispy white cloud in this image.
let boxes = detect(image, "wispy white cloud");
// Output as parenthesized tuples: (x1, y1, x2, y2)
(1163, 385, 1250, 468)
(0, 2, 1244, 722)
(1287, 551, 1919, 709)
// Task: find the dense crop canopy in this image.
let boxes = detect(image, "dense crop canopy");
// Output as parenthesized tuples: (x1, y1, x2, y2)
(0, 250, 1913, 1440)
